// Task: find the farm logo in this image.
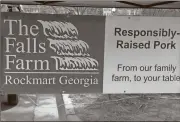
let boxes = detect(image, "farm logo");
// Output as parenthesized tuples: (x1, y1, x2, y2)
(37, 20, 99, 71)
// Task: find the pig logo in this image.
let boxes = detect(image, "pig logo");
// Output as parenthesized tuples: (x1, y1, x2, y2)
(37, 20, 99, 71)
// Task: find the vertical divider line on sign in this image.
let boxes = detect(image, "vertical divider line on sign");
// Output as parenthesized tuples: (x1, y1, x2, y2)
(102, 15, 107, 94)
(0, 6, 3, 97)
(0, 6, 2, 122)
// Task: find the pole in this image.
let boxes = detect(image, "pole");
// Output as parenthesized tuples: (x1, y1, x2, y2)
(55, 94, 67, 121)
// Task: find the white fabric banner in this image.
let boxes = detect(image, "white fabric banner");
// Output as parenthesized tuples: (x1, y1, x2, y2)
(103, 16, 180, 93)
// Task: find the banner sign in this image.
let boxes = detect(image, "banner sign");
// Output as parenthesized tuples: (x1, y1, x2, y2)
(103, 16, 180, 93)
(1, 12, 180, 93)
(1, 12, 105, 93)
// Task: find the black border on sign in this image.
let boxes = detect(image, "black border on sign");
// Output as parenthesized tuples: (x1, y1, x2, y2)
(0, 2, 2, 96)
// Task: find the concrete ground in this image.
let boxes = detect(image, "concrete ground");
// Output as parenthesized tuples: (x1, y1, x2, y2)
(63, 94, 81, 121)
(1, 94, 69, 121)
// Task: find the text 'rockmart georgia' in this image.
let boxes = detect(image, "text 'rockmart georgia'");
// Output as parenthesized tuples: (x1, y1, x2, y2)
(4, 75, 99, 88)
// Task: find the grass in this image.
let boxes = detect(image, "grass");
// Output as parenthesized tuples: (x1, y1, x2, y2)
(69, 94, 180, 121)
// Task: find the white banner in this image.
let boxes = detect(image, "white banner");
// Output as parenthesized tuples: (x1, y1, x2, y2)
(103, 16, 180, 93)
